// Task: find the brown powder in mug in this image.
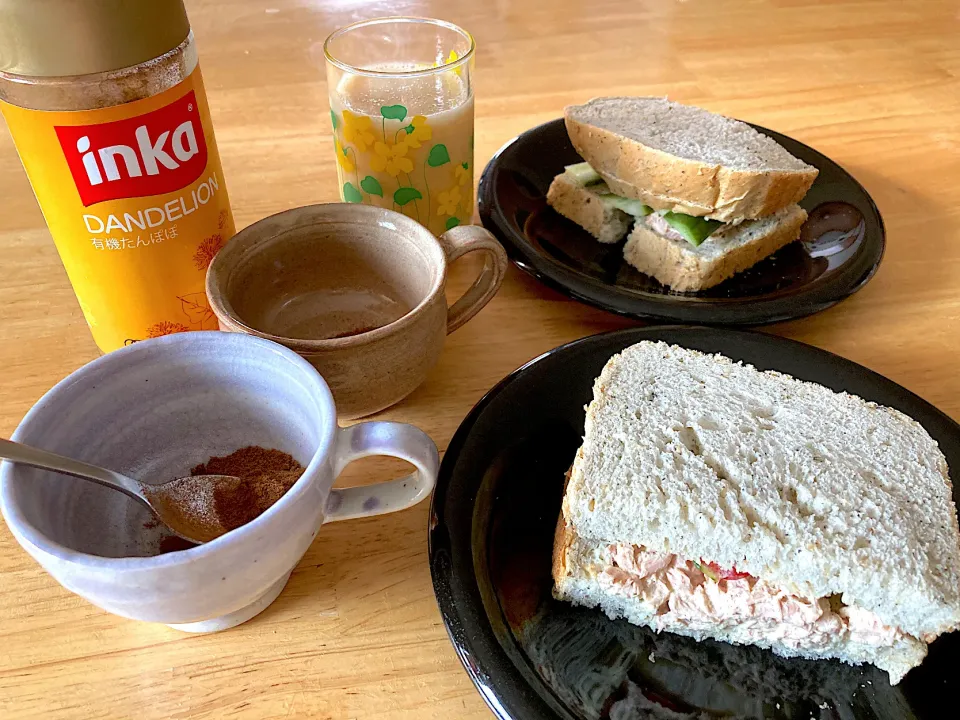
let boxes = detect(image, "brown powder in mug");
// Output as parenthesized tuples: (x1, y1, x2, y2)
(157, 535, 197, 554)
(147, 446, 305, 550)
(190, 446, 304, 532)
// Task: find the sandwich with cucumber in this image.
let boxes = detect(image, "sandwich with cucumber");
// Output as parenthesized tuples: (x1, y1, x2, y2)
(552, 341, 960, 684)
(546, 97, 818, 291)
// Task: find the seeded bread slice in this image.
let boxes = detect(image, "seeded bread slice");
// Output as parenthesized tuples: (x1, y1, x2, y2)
(622, 204, 806, 292)
(562, 341, 960, 644)
(546, 173, 631, 244)
(565, 97, 819, 222)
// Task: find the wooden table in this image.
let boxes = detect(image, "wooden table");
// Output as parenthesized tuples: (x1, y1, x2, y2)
(2, 0, 959, 717)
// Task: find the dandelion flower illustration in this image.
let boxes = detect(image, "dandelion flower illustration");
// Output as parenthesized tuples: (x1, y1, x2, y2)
(193, 233, 224, 270)
(147, 321, 190, 338)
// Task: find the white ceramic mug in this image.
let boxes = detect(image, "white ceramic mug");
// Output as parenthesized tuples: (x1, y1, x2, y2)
(0, 332, 439, 631)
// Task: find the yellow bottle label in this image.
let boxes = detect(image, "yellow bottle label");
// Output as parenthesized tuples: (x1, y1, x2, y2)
(0, 65, 235, 352)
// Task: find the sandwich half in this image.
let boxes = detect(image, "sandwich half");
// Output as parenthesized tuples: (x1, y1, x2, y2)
(547, 97, 818, 290)
(564, 96, 819, 222)
(553, 341, 960, 684)
(623, 204, 807, 292)
(546, 161, 807, 291)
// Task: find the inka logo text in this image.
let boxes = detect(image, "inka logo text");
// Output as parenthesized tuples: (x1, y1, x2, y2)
(55, 91, 208, 206)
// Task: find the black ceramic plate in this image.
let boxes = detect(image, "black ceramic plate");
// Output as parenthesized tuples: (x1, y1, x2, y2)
(429, 327, 960, 720)
(477, 120, 885, 325)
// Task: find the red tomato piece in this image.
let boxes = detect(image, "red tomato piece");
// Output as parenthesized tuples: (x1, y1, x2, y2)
(704, 560, 753, 581)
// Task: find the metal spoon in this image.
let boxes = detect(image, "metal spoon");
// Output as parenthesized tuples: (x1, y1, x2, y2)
(0, 438, 240, 544)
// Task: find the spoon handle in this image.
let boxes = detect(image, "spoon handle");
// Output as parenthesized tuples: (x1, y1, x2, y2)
(0, 438, 147, 502)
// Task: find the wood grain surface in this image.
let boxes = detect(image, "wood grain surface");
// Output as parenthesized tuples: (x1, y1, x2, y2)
(2, 0, 960, 717)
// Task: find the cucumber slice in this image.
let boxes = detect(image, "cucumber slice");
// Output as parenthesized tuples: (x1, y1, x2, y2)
(564, 162, 603, 186)
(661, 211, 724, 246)
(599, 193, 652, 217)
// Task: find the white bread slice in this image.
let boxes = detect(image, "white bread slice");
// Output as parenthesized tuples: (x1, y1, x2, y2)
(552, 518, 929, 684)
(565, 97, 819, 222)
(545, 173, 631, 244)
(562, 341, 960, 647)
(622, 204, 807, 292)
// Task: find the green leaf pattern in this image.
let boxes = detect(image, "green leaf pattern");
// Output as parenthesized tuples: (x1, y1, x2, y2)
(333, 102, 470, 233)
(427, 144, 451, 167)
(394, 187, 423, 206)
(360, 175, 383, 197)
(380, 105, 407, 121)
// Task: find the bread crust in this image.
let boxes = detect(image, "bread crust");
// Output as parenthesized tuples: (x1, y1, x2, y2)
(545, 174, 630, 244)
(551, 513, 573, 592)
(551, 466, 578, 591)
(564, 104, 818, 222)
(622, 206, 806, 291)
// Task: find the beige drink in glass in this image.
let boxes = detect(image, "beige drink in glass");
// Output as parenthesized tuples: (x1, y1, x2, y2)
(324, 17, 475, 236)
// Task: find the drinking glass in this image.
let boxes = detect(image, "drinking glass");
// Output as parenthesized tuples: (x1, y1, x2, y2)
(324, 17, 475, 235)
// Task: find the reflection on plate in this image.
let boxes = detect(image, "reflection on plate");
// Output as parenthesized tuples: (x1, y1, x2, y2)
(478, 119, 885, 325)
(430, 327, 960, 720)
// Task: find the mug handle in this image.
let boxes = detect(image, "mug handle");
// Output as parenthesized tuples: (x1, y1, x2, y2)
(437, 225, 509, 334)
(324, 421, 439, 522)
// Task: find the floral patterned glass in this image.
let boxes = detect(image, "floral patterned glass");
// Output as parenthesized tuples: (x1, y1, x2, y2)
(324, 17, 475, 235)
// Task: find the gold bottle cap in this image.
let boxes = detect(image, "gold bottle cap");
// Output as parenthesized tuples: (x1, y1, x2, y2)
(0, 0, 190, 77)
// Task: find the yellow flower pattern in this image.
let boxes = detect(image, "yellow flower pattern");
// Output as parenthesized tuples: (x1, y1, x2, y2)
(437, 185, 461, 216)
(334, 136, 355, 173)
(342, 109, 375, 152)
(455, 162, 470, 187)
(441, 50, 463, 77)
(370, 139, 414, 177)
(331, 101, 470, 233)
(403, 115, 433, 149)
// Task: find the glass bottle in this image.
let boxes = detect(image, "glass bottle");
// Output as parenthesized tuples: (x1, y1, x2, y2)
(0, 0, 236, 351)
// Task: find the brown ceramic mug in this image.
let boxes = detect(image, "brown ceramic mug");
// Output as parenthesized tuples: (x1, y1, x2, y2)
(206, 204, 508, 418)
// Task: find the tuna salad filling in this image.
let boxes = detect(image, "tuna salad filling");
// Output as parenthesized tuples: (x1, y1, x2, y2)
(563, 162, 725, 246)
(643, 212, 691, 244)
(597, 543, 908, 649)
